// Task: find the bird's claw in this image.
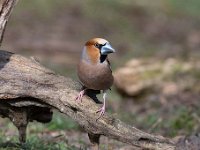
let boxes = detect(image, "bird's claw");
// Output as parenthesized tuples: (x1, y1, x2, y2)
(96, 106, 105, 120)
(75, 90, 85, 102)
(75, 95, 82, 102)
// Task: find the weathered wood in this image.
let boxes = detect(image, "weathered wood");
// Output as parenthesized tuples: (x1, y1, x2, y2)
(88, 133, 100, 150)
(0, 50, 175, 149)
(0, 0, 17, 45)
(0, 100, 53, 143)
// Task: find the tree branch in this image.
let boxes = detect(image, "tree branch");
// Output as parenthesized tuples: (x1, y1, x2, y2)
(0, 50, 175, 149)
(0, 0, 17, 45)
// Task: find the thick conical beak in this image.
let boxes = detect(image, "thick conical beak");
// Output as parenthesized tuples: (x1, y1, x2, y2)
(101, 43, 115, 55)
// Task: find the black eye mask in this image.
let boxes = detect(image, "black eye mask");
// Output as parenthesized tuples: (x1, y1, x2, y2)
(94, 43, 107, 63)
(95, 43, 106, 50)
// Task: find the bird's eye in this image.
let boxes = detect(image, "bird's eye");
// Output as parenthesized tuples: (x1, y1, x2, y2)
(94, 43, 100, 48)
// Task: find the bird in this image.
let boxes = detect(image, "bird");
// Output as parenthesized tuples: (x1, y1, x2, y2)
(76, 38, 115, 118)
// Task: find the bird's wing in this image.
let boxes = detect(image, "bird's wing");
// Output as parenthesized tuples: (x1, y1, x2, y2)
(106, 58, 112, 91)
(106, 58, 112, 72)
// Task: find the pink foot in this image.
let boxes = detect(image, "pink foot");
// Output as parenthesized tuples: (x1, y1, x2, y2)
(96, 105, 105, 119)
(75, 90, 85, 102)
(96, 91, 107, 120)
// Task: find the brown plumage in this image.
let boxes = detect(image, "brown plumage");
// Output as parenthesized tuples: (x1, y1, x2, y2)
(77, 57, 113, 90)
(76, 38, 115, 118)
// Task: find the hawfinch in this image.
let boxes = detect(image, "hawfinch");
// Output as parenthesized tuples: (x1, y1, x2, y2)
(76, 38, 115, 118)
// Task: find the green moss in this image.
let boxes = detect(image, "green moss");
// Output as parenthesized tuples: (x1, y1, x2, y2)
(145, 114, 159, 127)
(164, 107, 198, 137)
(170, 108, 195, 130)
(22, 136, 77, 150)
(46, 112, 79, 131)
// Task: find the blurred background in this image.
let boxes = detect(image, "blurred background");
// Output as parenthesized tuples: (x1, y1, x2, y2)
(1, 0, 200, 149)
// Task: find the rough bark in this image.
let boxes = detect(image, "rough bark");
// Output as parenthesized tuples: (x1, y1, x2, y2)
(0, 0, 17, 45)
(0, 50, 175, 149)
(0, 99, 53, 143)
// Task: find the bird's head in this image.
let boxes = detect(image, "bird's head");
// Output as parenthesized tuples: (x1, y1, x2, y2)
(82, 38, 115, 64)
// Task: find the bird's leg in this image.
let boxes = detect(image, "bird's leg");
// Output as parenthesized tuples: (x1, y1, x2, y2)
(96, 91, 107, 119)
(75, 89, 86, 102)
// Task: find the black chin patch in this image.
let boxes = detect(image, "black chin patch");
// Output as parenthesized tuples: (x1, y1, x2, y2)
(100, 55, 107, 63)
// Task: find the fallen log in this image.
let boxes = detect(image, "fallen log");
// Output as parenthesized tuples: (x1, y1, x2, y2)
(0, 50, 175, 149)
